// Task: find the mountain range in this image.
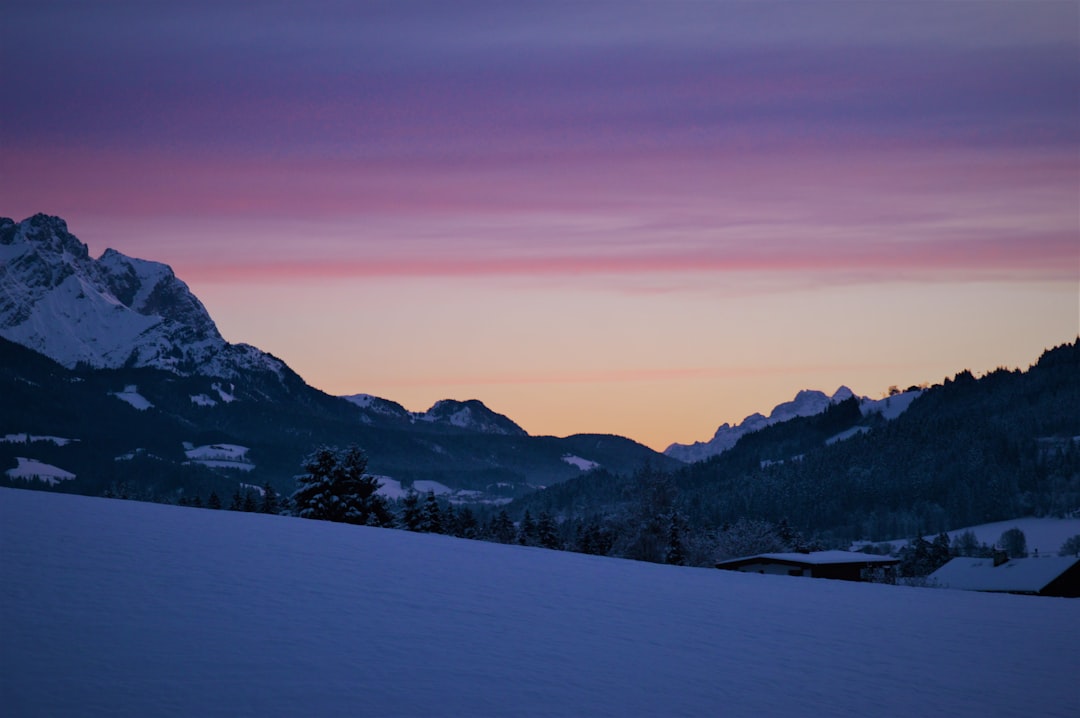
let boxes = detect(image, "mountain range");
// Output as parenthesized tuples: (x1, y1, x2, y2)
(664, 386, 922, 462)
(3, 213, 1076, 536)
(0, 214, 682, 501)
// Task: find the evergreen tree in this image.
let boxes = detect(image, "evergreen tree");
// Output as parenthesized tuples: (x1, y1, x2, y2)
(518, 510, 537, 546)
(444, 503, 459, 536)
(456, 506, 480, 539)
(260, 483, 280, 514)
(291, 445, 392, 525)
(490, 510, 516, 544)
(207, 491, 221, 510)
(229, 489, 244, 511)
(420, 490, 443, 533)
(399, 490, 422, 531)
(536, 511, 561, 550)
(191, 495, 204, 508)
(665, 512, 687, 566)
(242, 490, 258, 513)
(930, 531, 953, 567)
(575, 520, 615, 556)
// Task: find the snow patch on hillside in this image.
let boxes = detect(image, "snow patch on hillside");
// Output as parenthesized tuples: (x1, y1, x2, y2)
(413, 479, 452, 495)
(562, 454, 600, 471)
(1, 488, 1077, 717)
(111, 385, 153, 411)
(212, 382, 237, 403)
(1, 433, 77, 446)
(856, 517, 1080, 557)
(183, 444, 254, 471)
(4, 458, 76, 485)
(189, 394, 218, 407)
(860, 389, 922, 420)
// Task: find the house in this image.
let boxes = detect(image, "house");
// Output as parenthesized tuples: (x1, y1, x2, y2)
(928, 555, 1080, 597)
(714, 550, 900, 582)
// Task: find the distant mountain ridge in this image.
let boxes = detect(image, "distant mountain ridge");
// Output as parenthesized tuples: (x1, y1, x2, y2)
(0, 213, 681, 501)
(0, 214, 282, 379)
(665, 386, 922, 463)
(343, 395, 527, 436)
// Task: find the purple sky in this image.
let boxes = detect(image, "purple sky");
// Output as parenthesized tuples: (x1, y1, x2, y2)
(3, 2, 1078, 448)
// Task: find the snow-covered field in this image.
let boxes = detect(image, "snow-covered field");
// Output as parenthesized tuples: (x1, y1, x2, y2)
(857, 517, 1080, 556)
(1, 487, 1077, 717)
(111, 384, 154, 411)
(4, 457, 77, 485)
(183, 443, 255, 471)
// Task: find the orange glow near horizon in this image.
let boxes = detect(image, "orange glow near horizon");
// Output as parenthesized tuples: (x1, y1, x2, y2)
(3, 2, 1077, 451)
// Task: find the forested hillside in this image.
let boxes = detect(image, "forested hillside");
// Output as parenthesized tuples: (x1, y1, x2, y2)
(512, 341, 1080, 557)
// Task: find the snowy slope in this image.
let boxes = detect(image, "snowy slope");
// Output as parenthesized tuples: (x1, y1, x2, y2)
(1, 487, 1077, 718)
(666, 386, 922, 462)
(858, 517, 1080, 557)
(4, 458, 75, 485)
(0, 214, 283, 379)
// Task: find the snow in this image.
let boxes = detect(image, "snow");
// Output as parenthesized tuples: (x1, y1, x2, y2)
(825, 425, 871, 445)
(375, 477, 495, 504)
(561, 454, 600, 471)
(930, 556, 1080, 593)
(721, 550, 899, 566)
(0, 487, 1077, 718)
(859, 389, 922, 420)
(857, 517, 1080, 557)
(666, 386, 889, 463)
(211, 382, 237, 403)
(189, 394, 218, 407)
(0, 215, 286, 380)
(373, 476, 409, 499)
(412, 479, 452, 495)
(4, 458, 76, 485)
(111, 385, 153, 411)
(184, 444, 255, 471)
(1, 433, 77, 446)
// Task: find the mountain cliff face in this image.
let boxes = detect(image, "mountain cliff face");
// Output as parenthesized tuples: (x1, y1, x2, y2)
(0, 214, 282, 379)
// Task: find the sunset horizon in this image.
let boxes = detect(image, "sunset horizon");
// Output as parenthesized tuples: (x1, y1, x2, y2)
(4, 1, 1077, 450)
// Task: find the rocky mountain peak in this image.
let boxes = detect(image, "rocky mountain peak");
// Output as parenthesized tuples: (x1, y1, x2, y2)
(0, 214, 280, 380)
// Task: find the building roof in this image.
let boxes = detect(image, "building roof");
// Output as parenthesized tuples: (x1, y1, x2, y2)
(716, 550, 900, 569)
(929, 555, 1080, 593)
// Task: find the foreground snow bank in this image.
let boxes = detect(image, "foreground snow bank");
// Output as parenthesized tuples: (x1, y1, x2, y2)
(1, 487, 1077, 717)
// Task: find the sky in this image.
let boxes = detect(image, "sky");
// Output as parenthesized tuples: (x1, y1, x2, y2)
(2, 1, 1078, 451)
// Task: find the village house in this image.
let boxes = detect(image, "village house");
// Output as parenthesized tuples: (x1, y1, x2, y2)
(928, 554, 1080, 597)
(714, 550, 900, 582)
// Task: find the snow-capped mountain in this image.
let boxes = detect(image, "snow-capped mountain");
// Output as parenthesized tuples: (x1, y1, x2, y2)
(0, 214, 282, 379)
(342, 394, 528, 436)
(416, 399, 527, 436)
(665, 386, 921, 463)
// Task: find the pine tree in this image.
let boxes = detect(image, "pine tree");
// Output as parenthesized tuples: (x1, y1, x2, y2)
(665, 512, 687, 566)
(518, 510, 537, 546)
(399, 490, 422, 531)
(444, 503, 459, 536)
(456, 506, 479, 539)
(291, 445, 391, 525)
(229, 490, 244, 511)
(537, 511, 561, 549)
(207, 491, 221, 510)
(260, 483, 280, 514)
(491, 510, 516, 543)
(242, 490, 258, 513)
(420, 490, 443, 533)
